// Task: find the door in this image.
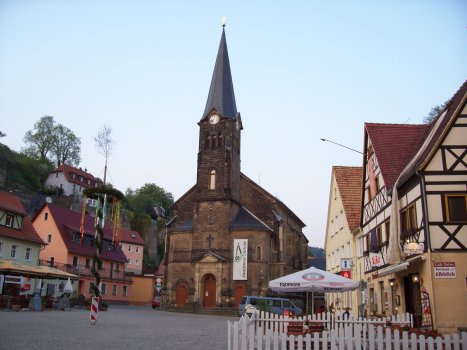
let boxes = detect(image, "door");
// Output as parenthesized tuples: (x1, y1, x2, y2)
(176, 282, 188, 307)
(203, 274, 216, 307)
(233, 283, 246, 306)
(404, 275, 422, 328)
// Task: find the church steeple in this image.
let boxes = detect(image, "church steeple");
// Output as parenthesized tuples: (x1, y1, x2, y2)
(201, 27, 237, 120)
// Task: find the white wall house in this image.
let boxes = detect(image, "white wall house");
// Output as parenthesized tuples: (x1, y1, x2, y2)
(44, 164, 99, 199)
(325, 166, 362, 317)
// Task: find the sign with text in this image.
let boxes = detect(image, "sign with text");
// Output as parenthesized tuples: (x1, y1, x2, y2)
(233, 239, 248, 280)
(403, 242, 424, 255)
(434, 262, 456, 279)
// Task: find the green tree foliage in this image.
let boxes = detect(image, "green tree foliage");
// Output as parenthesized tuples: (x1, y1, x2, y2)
(307, 246, 325, 257)
(52, 124, 81, 167)
(125, 183, 174, 217)
(0, 143, 54, 191)
(423, 101, 448, 124)
(23, 115, 81, 167)
(23, 116, 56, 161)
(0, 131, 5, 137)
(124, 183, 174, 242)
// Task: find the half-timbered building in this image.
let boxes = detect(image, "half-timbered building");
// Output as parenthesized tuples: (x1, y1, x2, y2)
(360, 81, 467, 333)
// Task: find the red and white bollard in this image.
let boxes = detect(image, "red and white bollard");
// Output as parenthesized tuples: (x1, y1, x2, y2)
(90, 297, 99, 325)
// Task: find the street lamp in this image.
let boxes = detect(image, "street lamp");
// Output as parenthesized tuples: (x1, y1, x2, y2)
(320, 138, 364, 155)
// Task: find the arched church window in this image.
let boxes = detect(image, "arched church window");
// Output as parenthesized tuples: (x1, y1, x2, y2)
(218, 134, 223, 147)
(209, 169, 216, 190)
(213, 134, 218, 148)
(256, 246, 261, 261)
(205, 135, 211, 150)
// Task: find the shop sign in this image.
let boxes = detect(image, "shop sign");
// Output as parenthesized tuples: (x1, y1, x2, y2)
(403, 242, 424, 255)
(341, 270, 351, 279)
(341, 258, 352, 271)
(369, 252, 384, 267)
(434, 262, 456, 278)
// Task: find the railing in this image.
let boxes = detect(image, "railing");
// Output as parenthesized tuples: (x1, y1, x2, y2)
(39, 260, 131, 282)
(228, 311, 466, 350)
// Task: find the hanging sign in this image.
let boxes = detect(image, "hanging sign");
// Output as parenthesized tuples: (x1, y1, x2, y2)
(233, 239, 248, 280)
(341, 270, 352, 279)
(403, 242, 424, 255)
(341, 258, 352, 271)
(434, 262, 456, 278)
(369, 252, 384, 267)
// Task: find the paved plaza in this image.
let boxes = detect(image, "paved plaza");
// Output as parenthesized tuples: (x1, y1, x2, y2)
(0, 305, 237, 350)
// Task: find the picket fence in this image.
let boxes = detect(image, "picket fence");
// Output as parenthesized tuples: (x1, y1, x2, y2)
(227, 311, 467, 350)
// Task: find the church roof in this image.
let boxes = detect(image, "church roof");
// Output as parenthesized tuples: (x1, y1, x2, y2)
(201, 28, 237, 120)
(231, 207, 273, 232)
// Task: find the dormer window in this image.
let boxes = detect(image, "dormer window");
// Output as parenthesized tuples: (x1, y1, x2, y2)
(5, 214, 14, 227)
(209, 170, 216, 190)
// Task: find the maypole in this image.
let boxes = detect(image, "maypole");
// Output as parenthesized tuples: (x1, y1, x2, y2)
(82, 124, 121, 324)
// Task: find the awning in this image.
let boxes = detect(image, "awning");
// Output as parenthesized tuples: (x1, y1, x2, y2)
(377, 254, 426, 277)
(0, 260, 79, 280)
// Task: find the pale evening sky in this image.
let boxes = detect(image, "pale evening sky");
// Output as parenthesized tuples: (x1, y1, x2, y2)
(0, 1, 466, 248)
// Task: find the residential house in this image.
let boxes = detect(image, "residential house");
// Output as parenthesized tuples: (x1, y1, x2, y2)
(32, 203, 132, 302)
(324, 166, 362, 317)
(0, 191, 46, 293)
(119, 228, 145, 275)
(360, 81, 466, 333)
(44, 164, 99, 199)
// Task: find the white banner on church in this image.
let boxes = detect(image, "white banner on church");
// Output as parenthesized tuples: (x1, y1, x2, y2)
(233, 239, 248, 280)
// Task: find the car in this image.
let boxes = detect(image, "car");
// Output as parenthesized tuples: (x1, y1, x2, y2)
(152, 296, 161, 309)
(238, 296, 302, 317)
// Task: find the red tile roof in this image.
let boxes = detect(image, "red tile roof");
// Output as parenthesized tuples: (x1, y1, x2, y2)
(0, 191, 45, 245)
(36, 203, 128, 263)
(333, 166, 363, 230)
(51, 164, 98, 189)
(365, 123, 431, 191)
(119, 228, 145, 245)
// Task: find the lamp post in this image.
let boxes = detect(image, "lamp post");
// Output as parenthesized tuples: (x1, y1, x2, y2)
(320, 138, 364, 155)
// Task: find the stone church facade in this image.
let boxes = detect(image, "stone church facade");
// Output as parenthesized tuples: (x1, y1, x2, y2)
(164, 28, 308, 308)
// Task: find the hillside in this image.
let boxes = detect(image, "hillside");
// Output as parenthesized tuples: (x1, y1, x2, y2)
(0, 142, 53, 192)
(308, 246, 325, 257)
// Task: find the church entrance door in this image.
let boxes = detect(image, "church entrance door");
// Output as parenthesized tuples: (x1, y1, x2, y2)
(234, 283, 246, 306)
(203, 274, 216, 307)
(176, 282, 188, 307)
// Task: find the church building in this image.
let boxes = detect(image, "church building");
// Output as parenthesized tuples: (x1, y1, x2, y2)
(164, 27, 309, 309)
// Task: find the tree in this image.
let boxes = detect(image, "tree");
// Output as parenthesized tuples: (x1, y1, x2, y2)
(23, 116, 81, 167)
(423, 101, 448, 124)
(125, 183, 174, 216)
(23, 116, 56, 160)
(0, 131, 5, 137)
(94, 125, 114, 184)
(52, 124, 81, 167)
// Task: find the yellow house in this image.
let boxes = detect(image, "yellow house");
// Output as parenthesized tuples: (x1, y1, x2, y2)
(324, 166, 362, 317)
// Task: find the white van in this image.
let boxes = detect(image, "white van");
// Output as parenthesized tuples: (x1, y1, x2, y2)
(238, 296, 302, 317)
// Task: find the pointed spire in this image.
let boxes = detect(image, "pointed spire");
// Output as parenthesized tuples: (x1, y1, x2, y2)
(202, 27, 237, 120)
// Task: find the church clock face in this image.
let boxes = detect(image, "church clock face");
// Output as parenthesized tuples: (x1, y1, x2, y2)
(209, 114, 220, 124)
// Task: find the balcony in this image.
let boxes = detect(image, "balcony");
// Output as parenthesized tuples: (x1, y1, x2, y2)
(39, 260, 132, 282)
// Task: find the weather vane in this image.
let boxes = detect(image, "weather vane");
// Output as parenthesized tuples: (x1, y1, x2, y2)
(222, 16, 226, 27)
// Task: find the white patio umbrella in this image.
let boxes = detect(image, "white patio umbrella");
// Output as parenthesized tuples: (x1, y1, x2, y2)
(268, 266, 358, 314)
(63, 277, 73, 294)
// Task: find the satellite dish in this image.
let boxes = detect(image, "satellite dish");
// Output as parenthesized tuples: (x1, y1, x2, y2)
(45, 197, 52, 203)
